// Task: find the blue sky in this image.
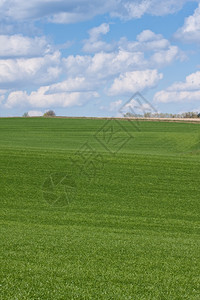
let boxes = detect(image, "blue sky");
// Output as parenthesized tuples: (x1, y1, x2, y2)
(0, 0, 200, 117)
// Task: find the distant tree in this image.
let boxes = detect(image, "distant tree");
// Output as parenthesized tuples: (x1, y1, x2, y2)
(22, 112, 29, 117)
(183, 112, 198, 118)
(123, 112, 135, 118)
(124, 112, 143, 118)
(144, 112, 152, 118)
(43, 110, 56, 117)
(124, 111, 200, 119)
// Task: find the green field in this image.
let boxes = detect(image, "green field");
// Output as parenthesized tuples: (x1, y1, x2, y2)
(1, 117, 200, 299)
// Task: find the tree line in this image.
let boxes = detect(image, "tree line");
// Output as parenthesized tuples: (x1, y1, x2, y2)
(124, 111, 200, 119)
(22, 110, 200, 118)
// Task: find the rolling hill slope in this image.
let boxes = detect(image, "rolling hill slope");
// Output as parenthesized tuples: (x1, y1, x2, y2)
(1, 118, 200, 299)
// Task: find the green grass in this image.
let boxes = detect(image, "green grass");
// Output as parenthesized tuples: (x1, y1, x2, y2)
(0, 117, 200, 299)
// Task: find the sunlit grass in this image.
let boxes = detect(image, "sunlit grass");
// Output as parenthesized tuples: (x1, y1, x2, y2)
(0, 118, 200, 299)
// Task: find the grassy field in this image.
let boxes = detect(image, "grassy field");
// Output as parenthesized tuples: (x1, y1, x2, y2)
(0, 117, 200, 299)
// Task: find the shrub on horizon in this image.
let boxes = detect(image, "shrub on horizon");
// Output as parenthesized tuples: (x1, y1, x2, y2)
(43, 110, 56, 117)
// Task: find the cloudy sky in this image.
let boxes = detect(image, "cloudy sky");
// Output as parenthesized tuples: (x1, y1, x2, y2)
(0, 0, 200, 117)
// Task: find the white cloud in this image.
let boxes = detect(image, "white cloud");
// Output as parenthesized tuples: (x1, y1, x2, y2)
(112, 0, 199, 20)
(81, 27, 184, 71)
(0, 0, 114, 23)
(87, 50, 145, 76)
(119, 30, 185, 67)
(0, 35, 50, 58)
(5, 91, 28, 108)
(154, 71, 200, 103)
(89, 23, 110, 41)
(2, 28, 180, 109)
(28, 110, 43, 116)
(112, 1, 149, 20)
(146, 0, 198, 16)
(83, 23, 115, 53)
(150, 45, 185, 67)
(0, 0, 197, 23)
(174, 3, 200, 44)
(137, 30, 160, 42)
(0, 28, 181, 92)
(0, 33, 61, 88)
(64, 50, 146, 80)
(108, 69, 163, 95)
(48, 77, 99, 93)
(0, 51, 61, 88)
(83, 26, 178, 58)
(5, 86, 99, 108)
(119, 30, 170, 52)
(121, 98, 156, 115)
(168, 71, 200, 91)
(65, 30, 182, 80)
(109, 99, 123, 111)
(1, 26, 184, 111)
(154, 90, 200, 103)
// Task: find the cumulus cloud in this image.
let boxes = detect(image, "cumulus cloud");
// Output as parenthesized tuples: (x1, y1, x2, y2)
(145, 0, 199, 16)
(112, 0, 198, 20)
(154, 90, 200, 103)
(81, 26, 184, 71)
(0, 27, 182, 92)
(108, 69, 163, 95)
(0, 21, 186, 112)
(150, 45, 184, 67)
(0, 51, 61, 88)
(28, 110, 43, 116)
(48, 77, 100, 93)
(5, 86, 99, 108)
(0, 33, 63, 88)
(0, 0, 113, 23)
(120, 97, 157, 116)
(113, 1, 151, 19)
(168, 71, 200, 91)
(65, 30, 182, 79)
(137, 30, 159, 42)
(83, 23, 115, 53)
(119, 30, 185, 67)
(63, 50, 146, 80)
(0, 35, 51, 58)
(154, 71, 200, 103)
(88, 23, 110, 40)
(0, 0, 197, 24)
(2, 26, 183, 108)
(109, 99, 123, 111)
(83, 25, 178, 57)
(119, 30, 170, 53)
(174, 3, 200, 44)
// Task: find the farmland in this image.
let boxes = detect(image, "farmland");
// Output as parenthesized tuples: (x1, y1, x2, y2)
(0, 117, 200, 299)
